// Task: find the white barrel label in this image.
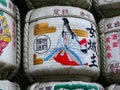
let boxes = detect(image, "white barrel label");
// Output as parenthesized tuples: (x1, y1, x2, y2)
(29, 16, 98, 70)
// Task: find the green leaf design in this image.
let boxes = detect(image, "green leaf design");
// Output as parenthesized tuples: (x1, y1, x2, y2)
(54, 84, 71, 90)
(72, 83, 86, 90)
(0, 0, 7, 7)
(54, 83, 99, 90)
(85, 84, 98, 90)
(0, 11, 3, 16)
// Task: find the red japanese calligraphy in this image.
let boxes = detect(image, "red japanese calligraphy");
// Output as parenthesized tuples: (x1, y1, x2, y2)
(62, 9, 69, 15)
(113, 42, 118, 48)
(53, 9, 69, 15)
(80, 12, 85, 17)
(106, 37, 111, 44)
(109, 62, 120, 75)
(106, 45, 111, 51)
(114, 21, 120, 27)
(112, 34, 118, 40)
(106, 52, 112, 59)
(106, 23, 113, 29)
(106, 20, 120, 30)
(86, 14, 90, 18)
(54, 9, 60, 15)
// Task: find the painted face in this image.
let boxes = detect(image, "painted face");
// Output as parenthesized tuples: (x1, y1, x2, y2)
(63, 25, 68, 32)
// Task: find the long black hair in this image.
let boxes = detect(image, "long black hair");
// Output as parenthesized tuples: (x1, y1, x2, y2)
(62, 18, 75, 39)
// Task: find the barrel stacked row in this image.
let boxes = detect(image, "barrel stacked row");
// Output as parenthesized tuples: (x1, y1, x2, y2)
(0, 0, 120, 90)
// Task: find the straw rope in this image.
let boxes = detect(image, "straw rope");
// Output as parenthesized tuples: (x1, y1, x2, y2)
(23, 10, 35, 82)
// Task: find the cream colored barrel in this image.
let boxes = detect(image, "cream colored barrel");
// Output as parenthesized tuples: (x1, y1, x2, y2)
(0, 80, 20, 90)
(0, 0, 21, 79)
(27, 81, 104, 90)
(93, 0, 120, 18)
(25, 0, 92, 10)
(24, 6, 100, 82)
(99, 16, 120, 84)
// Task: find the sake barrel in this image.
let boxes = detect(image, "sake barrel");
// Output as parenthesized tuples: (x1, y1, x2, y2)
(99, 16, 120, 84)
(27, 81, 104, 90)
(24, 6, 100, 82)
(93, 0, 120, 18)
(0, 0, 21, 79)
(106, 84, 120, 90)
(25, 0, 92, 10)
(0, 80, 20, 90)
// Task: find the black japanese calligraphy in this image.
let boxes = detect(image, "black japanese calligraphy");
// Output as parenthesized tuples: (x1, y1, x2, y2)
(89, 53, 98, 67)
(88, 39, 96, 53)
(87, 24, 95, 38)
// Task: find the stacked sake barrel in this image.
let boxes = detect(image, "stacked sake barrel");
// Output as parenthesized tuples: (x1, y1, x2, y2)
(99, 16, 120, 84)
(93, 0, 120, 87)
(23, 0, 104, 90)
(0, 0, 21, 89)
(24, 6, 100, 82)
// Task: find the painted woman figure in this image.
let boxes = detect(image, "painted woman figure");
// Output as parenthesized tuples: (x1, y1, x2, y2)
(45, 18, 88, 66)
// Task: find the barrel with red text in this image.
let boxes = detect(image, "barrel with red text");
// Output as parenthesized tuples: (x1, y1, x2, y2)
(99, 16, 120, 84)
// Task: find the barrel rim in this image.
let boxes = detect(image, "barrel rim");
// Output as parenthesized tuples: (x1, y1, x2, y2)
(25, 0, 92, 10)
(99, 16, 120, 34)
(26, 6, 96, 26)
